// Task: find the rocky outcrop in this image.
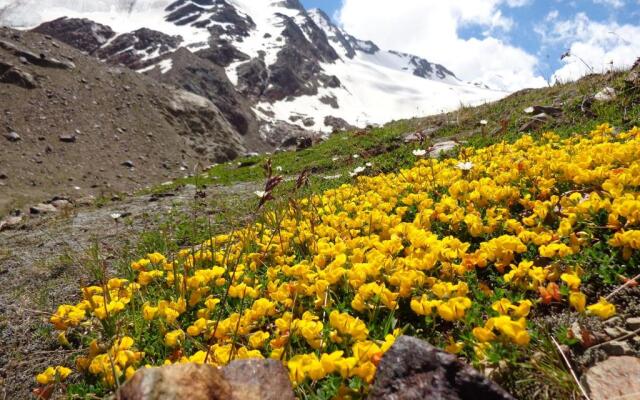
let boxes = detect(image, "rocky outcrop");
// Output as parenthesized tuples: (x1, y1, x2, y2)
(0, 61, 37, 89)
(166, 89, 247, 161)
(166, 0, 255, 38)
(196, 42, 249, 68)
(0, 38, 75, 69)
(117, 360, 296, 400)
(236, 58, 269, 98)
(324, 116, 354, 132)
(263, 14, 340, 101)
(32, 17, 115, 54)
(97, 28, 183, 70)
(146, 48, 260, 144)
(369, 336, 514, 400)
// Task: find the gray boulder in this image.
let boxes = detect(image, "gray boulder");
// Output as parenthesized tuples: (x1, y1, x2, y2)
(369, 336, 514, 400)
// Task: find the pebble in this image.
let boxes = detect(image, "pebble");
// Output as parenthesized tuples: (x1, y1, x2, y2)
(600, 340, 633, 356)
(4, 131, 21, 142)
(29, 203, 58, 215)
(626, 317, 640, 331)
(59, 134, 76, 143)
(604, 327, 629, 339)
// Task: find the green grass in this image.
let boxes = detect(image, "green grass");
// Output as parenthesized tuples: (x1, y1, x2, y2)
(144, 68, 638, 197)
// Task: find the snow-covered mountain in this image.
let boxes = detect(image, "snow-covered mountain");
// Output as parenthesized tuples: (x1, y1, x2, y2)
(1, 0, 508, 144)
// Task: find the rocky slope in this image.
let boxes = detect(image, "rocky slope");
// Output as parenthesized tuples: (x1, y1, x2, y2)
(0, 26, 250, 214)
(1, 0, 508, 139)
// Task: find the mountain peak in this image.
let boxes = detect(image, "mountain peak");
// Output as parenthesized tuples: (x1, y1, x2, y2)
(2, 0, 506, 138)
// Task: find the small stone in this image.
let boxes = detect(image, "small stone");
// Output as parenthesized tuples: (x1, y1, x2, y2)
(626, 317, 640, 331)
(121, 160, 134, 168)
(583, 356, 640, 400)
(600, 340, 632, 356)
(51, 199, 72, 209)
(403, 127, 437, 143)
(29, 203, 58, 214)
(429, 140, 461, 158)
(58, 134, 76, 143)
(4, 131, 21, 142)
(604, 316, 623, 327)
(604, 327, 628, 339)
(594, 87, 616, 102)
(76, 195, 95, 206)
(0, 215, 22, 231)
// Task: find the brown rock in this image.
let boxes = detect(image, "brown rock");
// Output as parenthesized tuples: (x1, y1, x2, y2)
(223, 359, 296, 400)
(369, 336, 514, 400)
(117, 360, 296, 400)
(0, 215, 22, 231)
(118, 363, 232, 400)
(583, 356, 640, 400)
(519, 113, 552, 133)
(523, 105, 563, 117)
(29, 203, 58, 214)
(0, 66, 38, 89)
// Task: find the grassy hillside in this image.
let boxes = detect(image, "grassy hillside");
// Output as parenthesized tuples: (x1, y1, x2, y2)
(151, 68, 638, 196)
(29, 67, 640, 400)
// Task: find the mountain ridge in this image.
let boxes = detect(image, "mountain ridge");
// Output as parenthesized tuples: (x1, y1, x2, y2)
(1, 0, 508, 140)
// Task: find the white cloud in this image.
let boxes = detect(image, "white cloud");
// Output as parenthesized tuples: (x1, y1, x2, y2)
(337, 0, 547, 91)
(592, 0, 625, 8)
(538, 12, 640, 82)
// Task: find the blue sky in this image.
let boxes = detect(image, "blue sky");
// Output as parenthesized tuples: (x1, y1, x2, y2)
(302, 0, 640, 89)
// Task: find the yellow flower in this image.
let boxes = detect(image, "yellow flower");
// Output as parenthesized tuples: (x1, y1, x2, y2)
(587, 298, 616, 319)
(164, 329, 185, 348)
(472, 327, 497, 342)
(248, 331, 270, 349)
(569, 292, 586, 312)
(437, 297, 472, 321)
(36, 366, 72, 385)
(445, 341, 465, 354)
(560, 272, 581, 290)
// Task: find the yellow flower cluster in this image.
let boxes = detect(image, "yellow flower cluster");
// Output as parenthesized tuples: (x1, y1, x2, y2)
(35, 366, 72, 385)
(39, 124, 638, 392)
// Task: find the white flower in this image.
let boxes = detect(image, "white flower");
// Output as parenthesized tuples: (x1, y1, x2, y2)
(349, 166, 366, 177)
(110, 213, 122, 220)
(322, 174, 342, 180)
(275, 166, 283, 172)
(480, 120, 488, 125)
(456, 161, 474, 171)
(254, 190, 267, 198)
(365, 162, 373, 167)
(412, 149, 427, 157)
(352, 154, 360, 159)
